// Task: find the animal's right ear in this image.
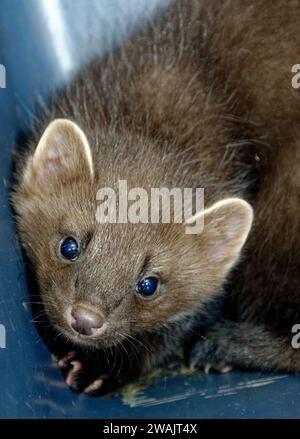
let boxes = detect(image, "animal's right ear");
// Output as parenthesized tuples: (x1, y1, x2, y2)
(23, 119, 94, 187)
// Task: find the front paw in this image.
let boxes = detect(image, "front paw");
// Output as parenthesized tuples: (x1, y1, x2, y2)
(56, 351, 111, 396)
(189, 339, 233, 374)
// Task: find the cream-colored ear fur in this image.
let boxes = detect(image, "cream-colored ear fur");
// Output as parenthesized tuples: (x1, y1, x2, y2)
(24, 119, 94, 184)
(186, 198, 253, 274)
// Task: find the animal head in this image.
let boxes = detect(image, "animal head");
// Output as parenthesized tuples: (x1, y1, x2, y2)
(13, 119, 253, 348)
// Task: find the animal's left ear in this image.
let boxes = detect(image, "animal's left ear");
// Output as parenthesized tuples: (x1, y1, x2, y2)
(186, 198, 253, 277)
(24, 119, 94, 186)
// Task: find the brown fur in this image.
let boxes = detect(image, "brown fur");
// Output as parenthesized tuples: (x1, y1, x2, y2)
(12, 0, 300, 392)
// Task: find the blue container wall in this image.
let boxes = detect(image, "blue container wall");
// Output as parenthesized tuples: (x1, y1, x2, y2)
(0, 0, 299, 419)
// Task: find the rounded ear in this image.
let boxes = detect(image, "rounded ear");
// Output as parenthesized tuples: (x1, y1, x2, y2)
(23, 119, 94, 187)
(186, 198, 253, 276)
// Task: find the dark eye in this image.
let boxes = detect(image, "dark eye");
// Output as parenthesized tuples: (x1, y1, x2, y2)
(136, 276, 159, 297)
(60, 236, 80, 261)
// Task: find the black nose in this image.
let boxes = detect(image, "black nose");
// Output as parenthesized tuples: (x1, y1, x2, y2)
(70, 303, 105, 336)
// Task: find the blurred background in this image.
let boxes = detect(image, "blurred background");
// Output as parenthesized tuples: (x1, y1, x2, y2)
(0, 0, 299, 419)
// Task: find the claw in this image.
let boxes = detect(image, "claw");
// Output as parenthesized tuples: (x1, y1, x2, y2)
(65, 360, 83, 388)
(219, 365, 233, 374)
(57, 351, 77, 369)
(84, 378, 104, 395)
(56, 351, 109, 394)
(204, 364, 212, 374)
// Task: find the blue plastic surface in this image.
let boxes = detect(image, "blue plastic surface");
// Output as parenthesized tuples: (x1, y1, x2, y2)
(0, 0, 299, 419)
